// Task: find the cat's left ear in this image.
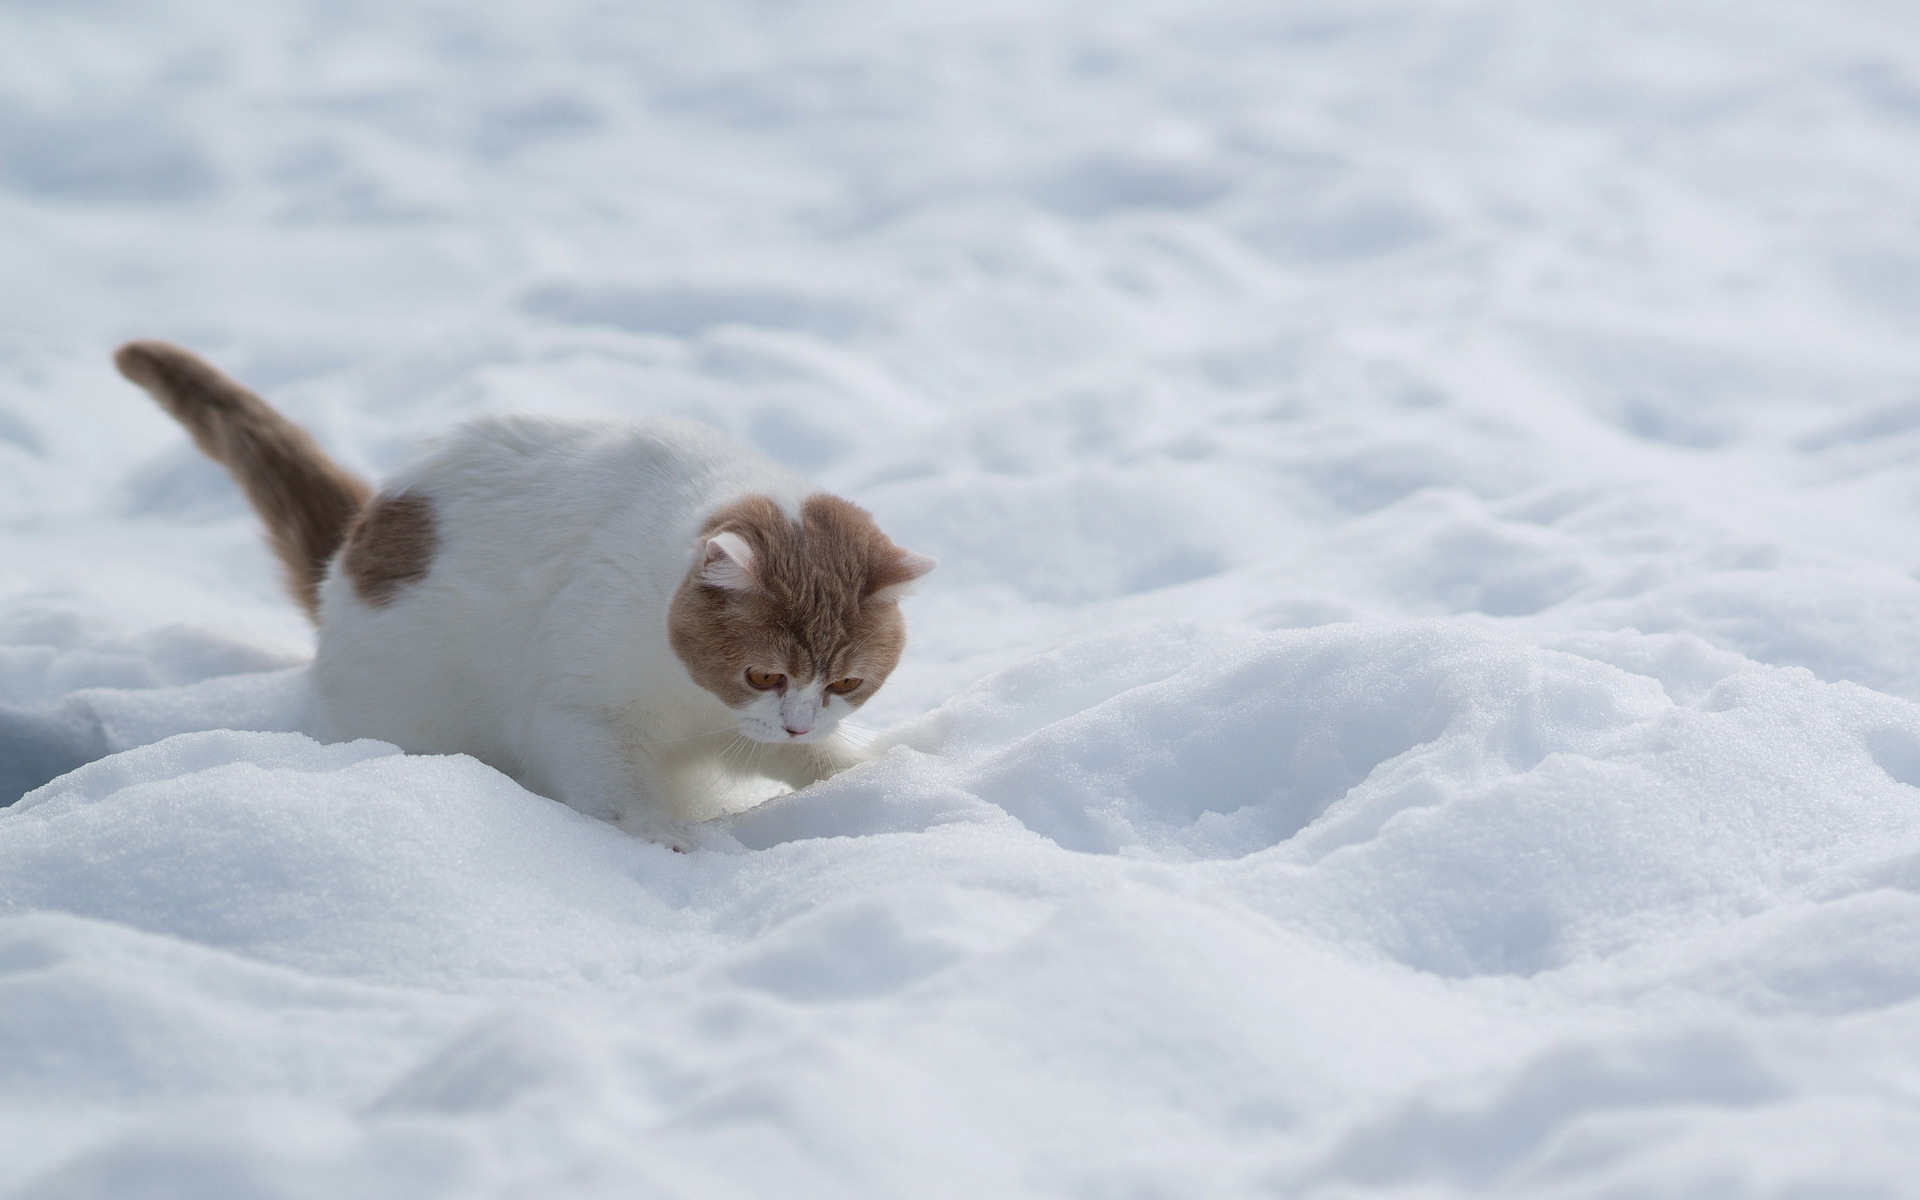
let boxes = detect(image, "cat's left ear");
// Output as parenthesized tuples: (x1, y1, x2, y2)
(868, 547, 936, 603)
(700, 532, 758, 591)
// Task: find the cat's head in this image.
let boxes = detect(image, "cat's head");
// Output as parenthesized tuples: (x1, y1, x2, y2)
(667, 493, 934, 745)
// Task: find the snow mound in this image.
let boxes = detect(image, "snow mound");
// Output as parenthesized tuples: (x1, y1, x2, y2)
(741, 622, 1920, 982)
(7, 732, 703, 989)
(8, 625, 1920, 1195)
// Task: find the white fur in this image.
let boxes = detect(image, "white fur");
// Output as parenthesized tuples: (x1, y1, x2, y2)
(310, 415, 866, 847)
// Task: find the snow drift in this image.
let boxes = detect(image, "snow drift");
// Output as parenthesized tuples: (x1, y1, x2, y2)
(7, 0, 1920, 1195)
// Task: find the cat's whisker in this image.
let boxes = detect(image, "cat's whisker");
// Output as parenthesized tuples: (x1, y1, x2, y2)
(831, 723, 881, 749)
(722, 735, 762, 777)
(632, 726, 749, 770)
(683, 747, 742, 804)
(635, 725, 742, 746)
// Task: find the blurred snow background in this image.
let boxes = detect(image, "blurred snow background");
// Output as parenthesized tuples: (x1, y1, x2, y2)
(7, 0, 1920, 1195)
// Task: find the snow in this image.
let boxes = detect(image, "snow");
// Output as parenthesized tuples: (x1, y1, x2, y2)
(6, 0, 1920, 1194)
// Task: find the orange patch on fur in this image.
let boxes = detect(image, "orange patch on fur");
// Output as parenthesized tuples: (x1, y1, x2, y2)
(667, 494, 923, 708)
(115, 340, 372, 621)
(342, 492, 438, 606)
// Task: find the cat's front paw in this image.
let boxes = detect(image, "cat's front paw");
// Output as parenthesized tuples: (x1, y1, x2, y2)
(618, 810, 741, 854)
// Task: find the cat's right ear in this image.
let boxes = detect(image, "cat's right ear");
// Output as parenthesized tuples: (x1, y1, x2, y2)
(699, 532, 757, 591)
(867, 547, 936, 603)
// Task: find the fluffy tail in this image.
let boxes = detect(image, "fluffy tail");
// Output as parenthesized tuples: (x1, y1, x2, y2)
(114, 340, 371, 621)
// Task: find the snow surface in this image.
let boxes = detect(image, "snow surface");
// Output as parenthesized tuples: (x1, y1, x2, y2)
(6, 0, 1920, 1195)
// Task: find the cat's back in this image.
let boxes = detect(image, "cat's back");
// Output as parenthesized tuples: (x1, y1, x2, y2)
(391, 413, 807, 550)
(351, 412, 809, 616)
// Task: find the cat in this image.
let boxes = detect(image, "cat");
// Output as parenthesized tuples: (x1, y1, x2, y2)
(114, 340, 933, 849)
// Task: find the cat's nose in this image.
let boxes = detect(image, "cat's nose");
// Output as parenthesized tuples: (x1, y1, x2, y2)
(783, 721, 811, 736)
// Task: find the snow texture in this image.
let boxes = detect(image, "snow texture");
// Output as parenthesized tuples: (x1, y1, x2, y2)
(6, 0, 1920, 1195)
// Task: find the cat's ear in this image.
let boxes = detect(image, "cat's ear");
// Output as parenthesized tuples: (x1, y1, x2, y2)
(868, 548, 936, 603)
(700, 531, 758, 591)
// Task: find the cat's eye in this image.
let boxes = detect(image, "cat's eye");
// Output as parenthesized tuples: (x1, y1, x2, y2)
(746, 668, 785, 690)
(825, 677, 863, 695)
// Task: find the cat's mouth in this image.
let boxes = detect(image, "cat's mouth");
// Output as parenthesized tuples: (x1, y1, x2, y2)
(740, 716, 827, 744)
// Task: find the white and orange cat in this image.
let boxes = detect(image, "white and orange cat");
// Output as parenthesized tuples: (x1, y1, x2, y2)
(115, 340, 932, 848)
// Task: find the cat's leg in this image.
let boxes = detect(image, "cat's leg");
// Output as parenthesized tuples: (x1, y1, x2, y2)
(523, 706, 711, 851)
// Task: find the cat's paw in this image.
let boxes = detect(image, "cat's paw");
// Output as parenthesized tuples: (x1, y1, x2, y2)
(619, 811, 742, 854)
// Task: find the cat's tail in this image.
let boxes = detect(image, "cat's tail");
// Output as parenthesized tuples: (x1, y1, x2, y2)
(114, 340, 372, 621)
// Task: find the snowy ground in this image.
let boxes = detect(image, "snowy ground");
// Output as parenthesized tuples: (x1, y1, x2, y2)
(6, 0, 1920, 1195)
